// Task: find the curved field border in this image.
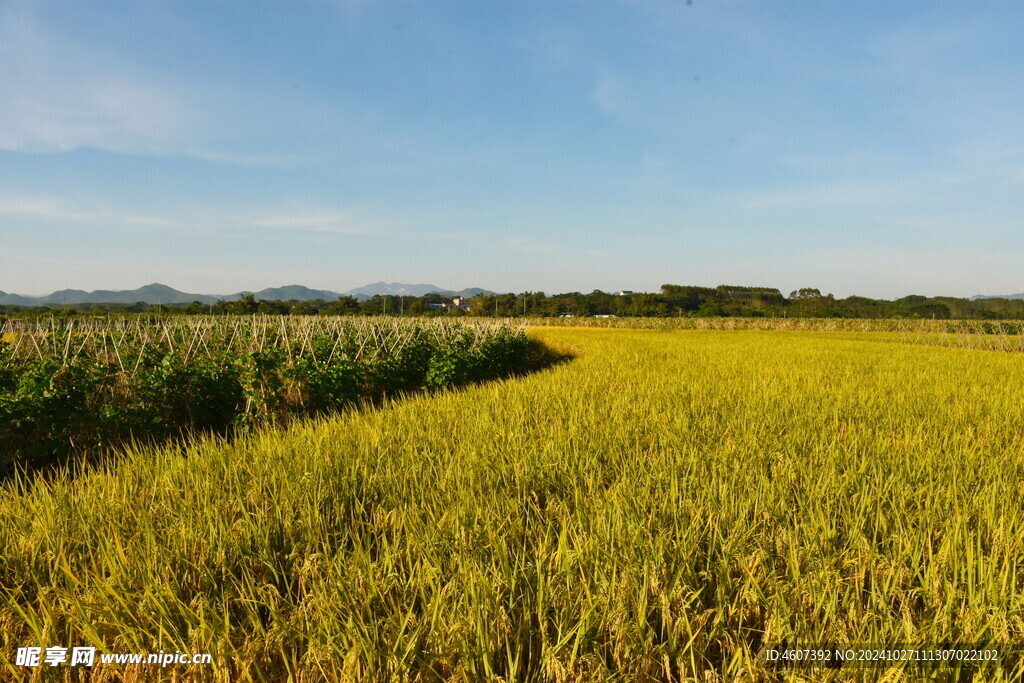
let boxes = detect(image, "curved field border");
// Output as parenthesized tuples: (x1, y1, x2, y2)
(0, 318, 551, 480)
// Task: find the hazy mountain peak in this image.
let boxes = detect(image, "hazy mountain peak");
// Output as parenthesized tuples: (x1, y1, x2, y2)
(0, 282, 492, 306)
(971, 293, 1024, 301)
(343, 282, 451, 298)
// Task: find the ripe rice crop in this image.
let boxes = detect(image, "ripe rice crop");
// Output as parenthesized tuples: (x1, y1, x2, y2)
(528, 314, 1024, 335)
(1, 327, 1023, 680)
(533, 316, 1024, 353)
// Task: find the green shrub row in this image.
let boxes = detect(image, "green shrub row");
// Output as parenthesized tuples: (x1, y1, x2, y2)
(0, 322, 530, 476)
(946, 321, 1023, 335)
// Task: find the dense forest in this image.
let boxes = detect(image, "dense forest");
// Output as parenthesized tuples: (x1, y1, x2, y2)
(2, 285, 1023, 320)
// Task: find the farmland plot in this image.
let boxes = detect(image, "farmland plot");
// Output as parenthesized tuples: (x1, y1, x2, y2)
(1, 327, 1023, 681)
(0, 317, 533, 476)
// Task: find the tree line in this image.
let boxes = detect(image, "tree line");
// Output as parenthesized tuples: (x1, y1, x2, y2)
(2, 285, 1023, 320)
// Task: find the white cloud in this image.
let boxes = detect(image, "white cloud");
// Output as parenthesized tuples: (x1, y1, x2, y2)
(0, 195, 181, 229)
(745, 181, 907, 209)
(250, 209, 376, 235)
(121, 214, 182, 229)
(0, 7, 194, 154)
(592, 74, 624, 117)
(0, 194, 387, 236)
(0, 197, 102, 221)
(0, 7, 385, 168)
(869, 16, 984, 76)
(501, 237, 559, 256)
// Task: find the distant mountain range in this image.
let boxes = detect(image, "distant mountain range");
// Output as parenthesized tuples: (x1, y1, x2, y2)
(971, 293, 1024, 301)
(344, 282, 489, 299)
(0, 282, 493, 306)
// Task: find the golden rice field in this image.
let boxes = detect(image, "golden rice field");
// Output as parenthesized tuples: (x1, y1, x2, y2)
(2, 326, 1024, 681)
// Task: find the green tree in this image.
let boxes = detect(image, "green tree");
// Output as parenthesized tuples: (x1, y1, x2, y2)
(324, 296, 360, 315)
(229, 294, 259, 314)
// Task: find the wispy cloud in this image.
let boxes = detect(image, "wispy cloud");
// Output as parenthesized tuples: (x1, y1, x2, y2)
(869, 15, 985, 76)
(0, 195, 181, 229)
(868, 12, 1024, 175)
(184, 149, 313, 168)
(501, 237, 559, 256)
(592, 73, 626, 118)
(0, 6, 332, 167)
(0, 194, 392, 237)
(121, 214, 182, 229)
(0, 7, 194, 155)
(0, 197, 102, 222)
(745, 181, 908, 209)
(250, 209, 378, 235)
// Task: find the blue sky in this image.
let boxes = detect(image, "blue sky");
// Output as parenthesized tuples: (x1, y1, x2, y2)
(2, 0, 1023, 298)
